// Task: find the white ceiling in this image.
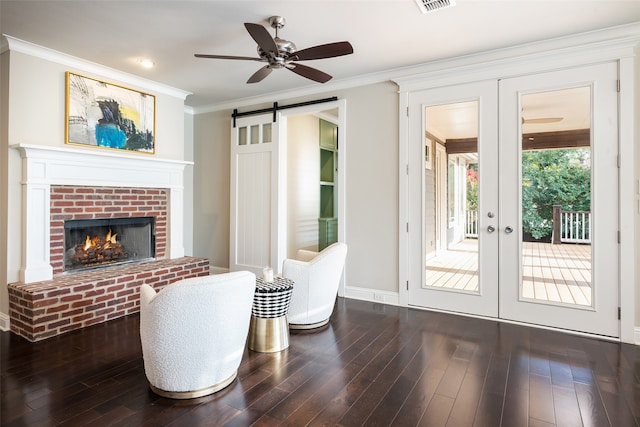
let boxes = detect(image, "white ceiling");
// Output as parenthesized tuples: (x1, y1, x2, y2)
(1, 1, 639, 109)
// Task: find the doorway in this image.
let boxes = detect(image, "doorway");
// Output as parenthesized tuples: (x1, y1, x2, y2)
(406, 63, 619, 337)
(285, 114, 339, 256)
(229, 100, 347, 294)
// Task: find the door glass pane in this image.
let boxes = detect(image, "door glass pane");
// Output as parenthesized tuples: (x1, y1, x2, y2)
(520, 86, 592, 307)
(425, 101, 479, 294)
(262, 123, 272, 143)
(238, 126, 247, 145)
(250, 125, 260, 144)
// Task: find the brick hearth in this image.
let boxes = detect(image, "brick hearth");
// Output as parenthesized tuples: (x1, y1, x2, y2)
(8, 257, 210, 341)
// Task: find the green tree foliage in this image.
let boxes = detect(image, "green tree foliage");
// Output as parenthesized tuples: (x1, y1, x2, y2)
(521, 148, 591, 239)
(466, 164, 478, 211)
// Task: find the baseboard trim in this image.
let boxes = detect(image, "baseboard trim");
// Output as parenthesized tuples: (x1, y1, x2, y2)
(0, 312, 10, 332)
(345, 286, 399, 306)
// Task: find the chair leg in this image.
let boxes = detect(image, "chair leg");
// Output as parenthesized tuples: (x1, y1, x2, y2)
(289, 317, 330, 330)
(148, 371, 237, 399)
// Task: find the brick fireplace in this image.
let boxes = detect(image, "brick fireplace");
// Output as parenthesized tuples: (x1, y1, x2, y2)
(8, 145, 208, 341)
(49, 185, 168, 274)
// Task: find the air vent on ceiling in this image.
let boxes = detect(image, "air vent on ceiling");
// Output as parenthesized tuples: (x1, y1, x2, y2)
(415, 0, 456, 14)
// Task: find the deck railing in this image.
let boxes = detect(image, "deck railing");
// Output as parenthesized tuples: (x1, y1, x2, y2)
(553, 205, 591, 244)
(466, 207, 591, 244)
(465, 210, 478, 238)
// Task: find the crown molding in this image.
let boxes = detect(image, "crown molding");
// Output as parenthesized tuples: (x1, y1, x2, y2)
(191, 22, 640, 114)
(190, 69, 391, 115)
(393, 21, 640, 92)
(2, 34, 192, 100)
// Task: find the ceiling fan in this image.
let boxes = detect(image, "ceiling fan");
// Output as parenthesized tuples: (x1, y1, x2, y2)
(195, 16, 354, 84)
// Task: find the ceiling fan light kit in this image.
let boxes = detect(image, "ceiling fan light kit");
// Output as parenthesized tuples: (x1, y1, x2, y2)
(415, 0, 456, 14)
(195, 16, 353, 84)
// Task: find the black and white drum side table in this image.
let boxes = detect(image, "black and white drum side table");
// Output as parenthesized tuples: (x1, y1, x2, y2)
(248, 276, 294, 352)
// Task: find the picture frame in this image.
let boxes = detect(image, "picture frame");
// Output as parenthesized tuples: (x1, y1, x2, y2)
(65, 72, 155, 154)
(425, 137, 433, 170)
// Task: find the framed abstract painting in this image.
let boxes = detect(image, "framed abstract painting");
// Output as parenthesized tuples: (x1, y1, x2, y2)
(65, 72, 156, 153)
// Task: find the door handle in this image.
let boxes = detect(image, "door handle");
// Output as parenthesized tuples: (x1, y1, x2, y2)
(505, 226, 514, 234)
(487, 225, 495, 233)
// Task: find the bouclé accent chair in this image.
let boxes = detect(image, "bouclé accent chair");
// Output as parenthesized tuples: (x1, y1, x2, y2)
(282, 242, 347, 329)
(139, 271, 256, 399)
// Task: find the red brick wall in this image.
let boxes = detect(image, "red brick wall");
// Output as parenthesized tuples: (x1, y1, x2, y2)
(8, 257, 210, 341)
(49, 186, 168, 274)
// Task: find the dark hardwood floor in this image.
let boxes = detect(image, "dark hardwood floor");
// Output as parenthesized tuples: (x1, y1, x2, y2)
(3, 297, 640, 426)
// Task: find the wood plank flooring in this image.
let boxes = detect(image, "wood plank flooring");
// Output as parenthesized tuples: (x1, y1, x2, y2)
(522, 241, 591, 306)
(426, 240, 592, 306)
(3, 297, 639, 426)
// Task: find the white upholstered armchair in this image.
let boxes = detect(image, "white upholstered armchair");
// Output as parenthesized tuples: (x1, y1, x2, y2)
(282, 242, 347, 329)
(139, 271, 255, 399)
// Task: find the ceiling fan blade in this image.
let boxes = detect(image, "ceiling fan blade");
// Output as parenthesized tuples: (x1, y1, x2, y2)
(244, 22, 278, 55)
(195, 54, 263, 61)
(293, 41, 354, 61)
(288, 63, 332, 83)
(522, 117, 563, 124)
(247, 65, 273, 84)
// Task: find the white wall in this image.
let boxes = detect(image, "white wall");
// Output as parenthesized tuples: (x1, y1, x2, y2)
(287, 115, 320, 257)
(0, 46, 189, 322)
(7, 51, 185, 159)
(192, 109, 231, 269)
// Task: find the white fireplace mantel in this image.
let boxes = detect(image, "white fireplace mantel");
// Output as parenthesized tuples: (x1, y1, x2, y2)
(12, 144, 193, 283)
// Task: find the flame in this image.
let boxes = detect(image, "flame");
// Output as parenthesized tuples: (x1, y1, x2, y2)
(81, 229, 117, 251)
(83, 235, 92, 251)
(106, 229, 117, 243)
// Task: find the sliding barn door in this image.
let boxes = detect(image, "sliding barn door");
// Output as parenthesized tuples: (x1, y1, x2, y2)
(230, 113, 286, 274)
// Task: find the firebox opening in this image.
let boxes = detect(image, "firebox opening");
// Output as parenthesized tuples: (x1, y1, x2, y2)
(64, 217, 156, 272)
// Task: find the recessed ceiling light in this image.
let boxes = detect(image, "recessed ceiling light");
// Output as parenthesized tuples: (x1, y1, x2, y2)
(137, 58, 155, 69)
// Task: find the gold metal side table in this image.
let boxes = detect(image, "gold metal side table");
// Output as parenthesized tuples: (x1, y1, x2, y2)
(248, 276, 294, 353)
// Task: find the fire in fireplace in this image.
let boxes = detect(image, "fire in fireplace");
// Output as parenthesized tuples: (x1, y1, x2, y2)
(64, 217, 155, 272)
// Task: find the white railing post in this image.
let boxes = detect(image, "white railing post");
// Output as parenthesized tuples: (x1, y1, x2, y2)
(559, 210, 591, 244)
(465, 210, 478, 238)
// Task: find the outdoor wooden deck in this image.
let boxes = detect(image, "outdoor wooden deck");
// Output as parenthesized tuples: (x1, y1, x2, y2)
(425, 239, 592, 306)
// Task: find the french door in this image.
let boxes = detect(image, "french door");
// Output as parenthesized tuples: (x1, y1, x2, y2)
(407, 80, 499, 318)
(499, 63, 619, 336)
(407, 63, 620, 337)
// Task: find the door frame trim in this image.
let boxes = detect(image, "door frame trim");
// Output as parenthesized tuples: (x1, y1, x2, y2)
(278, 99, 348, 297)
(395, 32, 637, 343)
